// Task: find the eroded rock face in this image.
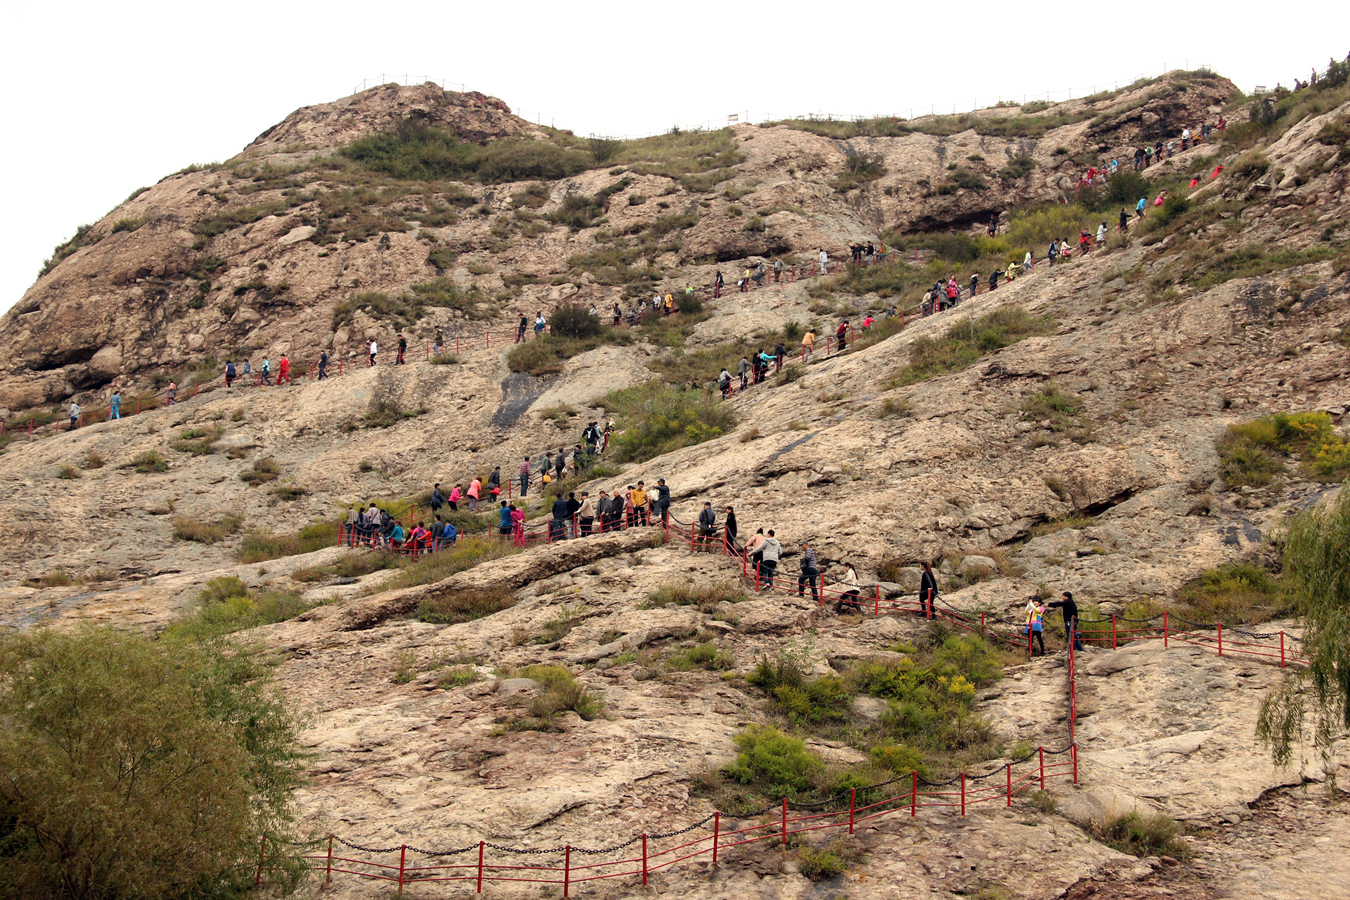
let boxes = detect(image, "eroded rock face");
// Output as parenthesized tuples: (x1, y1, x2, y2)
(0, 74, 1237, 413)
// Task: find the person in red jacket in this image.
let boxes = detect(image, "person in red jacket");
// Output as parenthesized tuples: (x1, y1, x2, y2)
(277, 355, 291, 385)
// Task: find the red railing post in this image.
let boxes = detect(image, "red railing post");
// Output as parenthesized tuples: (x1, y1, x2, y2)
(1163, 611, 1169, 648)
(477, 841, 484, 892)
(981, 611, 986, 637)
(960, 772, 966, 816)
(326, 834, 334, 886)
(848, 788, 856, 834)
(781, 799, 787, 847)
(397, 844, 406, 895)
(256, 836, 267, 886)
(689, 521, 695, 551)
(1006, 763, 1012, 806)
(1072, 743, 1079, 784)
(874, 584, 880, 616)
(485, 331, 490, 349)
(1112, 615, 1117, 649)
(1280, 631, 1286, 668)
(563, 845, 570, 899)
(755, 563, 760, 592)
(713, 812, 720, 864)
(1038, 747, 1045, 792)
(641, 834, 648, 886)
(1217, 622, 1223, 657)
(910, 771, 918, 817)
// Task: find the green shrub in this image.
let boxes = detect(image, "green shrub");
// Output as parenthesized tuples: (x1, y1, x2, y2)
(417, 587, 517, 624)
(162, 577, 314, 641)
(0, 627, 307, 899)
(129, 450, 168, 473)
(645, 581, 749, 611)
(237, 520, 336, 563)
(550, 304, 602, 339)
(495, 665, 604, 732)
(342, 120, 592, 182)
(56, 463, 79, 480)
(599, 381, 737, 462)
(1217, 411, 1350, 486)
(1090, 810, 1187, 858)
(1174, 563, 1293, 623)
(891, 306, 1055, 387)
(239, 456, 281, 485)
(666, 642, 735, 671)
(723, 725, 823, 800)
(172, 515, 243, 544)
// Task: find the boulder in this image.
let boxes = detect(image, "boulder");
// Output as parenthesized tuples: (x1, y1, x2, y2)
(87, 345, 122, 378)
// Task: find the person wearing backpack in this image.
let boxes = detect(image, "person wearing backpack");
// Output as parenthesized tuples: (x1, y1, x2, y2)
(225, 361, 236, 388)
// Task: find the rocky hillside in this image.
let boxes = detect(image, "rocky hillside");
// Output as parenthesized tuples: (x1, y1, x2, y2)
(0, 71, 1234, 413)
(3, 68, 1350, 899)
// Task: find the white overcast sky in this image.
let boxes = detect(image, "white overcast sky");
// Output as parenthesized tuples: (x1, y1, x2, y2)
(3, 1, 1346, 316)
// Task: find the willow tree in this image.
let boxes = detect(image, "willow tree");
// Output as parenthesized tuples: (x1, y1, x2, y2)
(1256, 486, 1350, 771)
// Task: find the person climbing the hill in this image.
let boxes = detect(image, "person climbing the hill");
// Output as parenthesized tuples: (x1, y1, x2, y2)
(836, 320, 849, 352)
(1025, 596, 1046, 656)
(919, 561, 938, 618)
(318, 351, 329, 380)
(396, 336, 406, 366)
(798, 542, 819, 603)
(225, 361, 236, 388)
(774, 341, 786, 373)
(1119, 208, 1129, 232)
(802, 329, 816, 363)
(1135, 196, 1147, 220)
(989, 268, 1001, 291)
(68, 402, 80, 430)
(578, 491, 595, 536)
(631, 482, 649, 526)
(433, 328, 444, 356)
(738, 356, 750, 390)
(719, 367, 732, 398)
(260, 358, 271, 386)
(1047, 590, 1082, 651)
(714, 270, 724, 299)
(835, 561, 863, 614)
(746, 528, 766, 568)
(448, 483, 462, 511)
(107, 391, 121, 421)
(467, 477, 481, 512)
(487, 466, 501, 499)
(242, 359, 251, 377)
(498, 501, 513, 537)
(1097, 222, 1107, 247)
(698, 501, 717, 537)
(368, 340, 377, 366)
(988, 213, 998, 237)
(550, 492, 570, 541)
(519, 457, 531, 497)
(1022, 250, 1033, 275)
(724, 506, 738, 550)
(654, 478, 671, 525)
(758, 530, 782, 589)
(278, 354, 291, 385)
(757, 348, 776, 382)
(753, 262, 766, 287)
(819, 249, 829, 275)
(773, 257, 784, 282)
(946, 277, 959, 308)
(166, 381, 177, 404)
(970, 272, 980, 296)
(1005, 260, 1018, 283)
(534, 312, 547, 335)
(431, 483, 446, 512)
(1047, 240, 1059, 267)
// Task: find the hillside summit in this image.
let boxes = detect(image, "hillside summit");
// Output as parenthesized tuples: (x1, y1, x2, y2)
(3, 64, 1350, 899)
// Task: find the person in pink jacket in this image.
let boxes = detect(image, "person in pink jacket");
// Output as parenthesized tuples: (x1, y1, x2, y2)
(448, 484, 462, 511)
(511, 504, 526, 546)
(467, 478, 481, 511)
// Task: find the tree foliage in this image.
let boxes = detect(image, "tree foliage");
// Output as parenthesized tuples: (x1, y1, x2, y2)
(1257, 487, 1350, 770)
(0, 627, 309, 900)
